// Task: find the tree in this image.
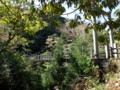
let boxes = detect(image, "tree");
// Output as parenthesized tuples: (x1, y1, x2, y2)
(0, 1, 47, 89)
(41, 36, 98, 89)
(1, 0, 119, 53)
(0, 0, 47, 53)
(38, 0, 120, 58)
(1, 1, 119, 89)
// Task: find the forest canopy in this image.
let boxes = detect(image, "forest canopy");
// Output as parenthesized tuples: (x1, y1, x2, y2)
(0, 0, 120, 53)
(0, 0, 120, 90)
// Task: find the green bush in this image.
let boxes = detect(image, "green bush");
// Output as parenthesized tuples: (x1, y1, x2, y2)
(0, 51, 43, 90)
(63, 37, 98, 89)
(41, 36, 98, 90)
(0, 36, 98, 90)
(41, 38, 65, 89)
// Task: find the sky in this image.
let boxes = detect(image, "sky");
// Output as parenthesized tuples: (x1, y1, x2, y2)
(61, 5, 79, 19)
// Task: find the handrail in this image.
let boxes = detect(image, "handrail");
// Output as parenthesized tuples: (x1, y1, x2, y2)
(112, 47, 120, 49)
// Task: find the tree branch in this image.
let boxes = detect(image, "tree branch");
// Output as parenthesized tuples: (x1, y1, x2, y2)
(91, 0, 108, 22)
(91, 0, 115, 30)
(0, 0, 18, 17)
(62, 7, 80, 15)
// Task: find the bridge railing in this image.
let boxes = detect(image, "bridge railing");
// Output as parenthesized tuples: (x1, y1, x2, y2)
(91, 43, 120, 59)
(24, 43, 120, 63)
(26, 52, 52, 62)
(111, 43, 120, 58)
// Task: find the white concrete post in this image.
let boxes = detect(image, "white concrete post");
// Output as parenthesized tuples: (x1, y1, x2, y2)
(92, 17, 99, 59)
(109, 30, 114, 48)
(108, 13, 114, 58)
(105, 44, 109, 59)
(113, 43, 118, 58)
(109, 29, 114, 58)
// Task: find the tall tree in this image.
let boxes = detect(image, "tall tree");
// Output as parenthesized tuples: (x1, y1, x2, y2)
(38, 0, 120, 58)
(0, 0, 47, 53)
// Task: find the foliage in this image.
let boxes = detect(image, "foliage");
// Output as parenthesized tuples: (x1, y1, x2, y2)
(0, 50, 43, 90)
(0, 1, 49, 89)
(41, 37, 65, 89)
(0, 0, 47, 53)
(97, 31, 109, 44)
(114, 27, 120, 43)
(46, 34, 59, 52)
(0, 0, 120, 90)
(69, 20, 80, 28)
(1, 0, 120, 53)
(63, 36, 98, 89)
(43, 2, 65, 16)
(39, 0, 120, 31)
(24, 17, 65, 53)
(41, 36, 98, 89)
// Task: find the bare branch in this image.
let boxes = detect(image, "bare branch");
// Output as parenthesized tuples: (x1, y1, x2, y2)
(62, 7, 80, 15)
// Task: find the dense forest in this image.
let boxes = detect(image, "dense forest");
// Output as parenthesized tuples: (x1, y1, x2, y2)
(0, 0, 120, 90)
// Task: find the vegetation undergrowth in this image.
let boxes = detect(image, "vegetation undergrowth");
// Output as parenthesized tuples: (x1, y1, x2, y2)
(0, 50, 43, 90)
(41, 36, 99, 90)
(88, 71, 120, 90)
(0, 0, 120, 90)
(88, 59, 120, 90)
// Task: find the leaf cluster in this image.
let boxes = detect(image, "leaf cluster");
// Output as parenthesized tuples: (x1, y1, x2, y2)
(0, 51, 43, 90)
(41, 36, 98, 89)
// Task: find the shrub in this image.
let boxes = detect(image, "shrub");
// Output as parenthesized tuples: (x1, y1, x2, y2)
(41, 36, 98, 90)
(62, 36, 98, 89)
(0, 51, 43, 90)
(41, 37, 65, 89)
